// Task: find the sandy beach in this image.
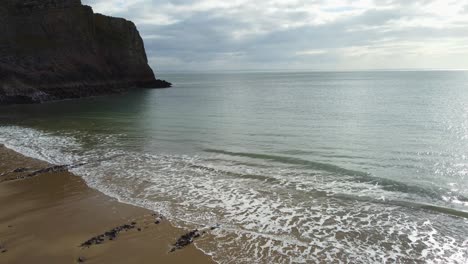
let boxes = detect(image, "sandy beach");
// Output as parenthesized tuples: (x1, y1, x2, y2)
(0, 144, 214, 264)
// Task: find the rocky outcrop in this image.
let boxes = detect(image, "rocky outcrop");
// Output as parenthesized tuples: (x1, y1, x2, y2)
(0, 0, 171, 104)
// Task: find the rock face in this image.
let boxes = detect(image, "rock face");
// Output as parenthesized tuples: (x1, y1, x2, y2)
(0, 0, 171, 104)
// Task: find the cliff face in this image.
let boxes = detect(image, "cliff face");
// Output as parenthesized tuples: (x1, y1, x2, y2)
(0, 0, 171, 104)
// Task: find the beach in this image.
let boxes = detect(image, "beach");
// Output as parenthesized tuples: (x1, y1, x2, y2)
(2, 0, 468, 262)
(1, 71, 468, 263)
(0, 144, 213, 264)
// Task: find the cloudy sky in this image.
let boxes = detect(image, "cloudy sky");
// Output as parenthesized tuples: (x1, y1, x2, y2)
(82, 0, 468, 72)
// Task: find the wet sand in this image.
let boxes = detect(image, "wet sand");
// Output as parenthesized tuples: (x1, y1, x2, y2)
(0, 145, 214, 264)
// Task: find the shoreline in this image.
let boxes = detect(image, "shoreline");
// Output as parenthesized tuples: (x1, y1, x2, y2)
(0, 144, 214, 263)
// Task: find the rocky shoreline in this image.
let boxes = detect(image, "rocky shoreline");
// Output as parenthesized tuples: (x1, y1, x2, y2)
(0, 0, 171, 105)
(0, 79, 172, 104)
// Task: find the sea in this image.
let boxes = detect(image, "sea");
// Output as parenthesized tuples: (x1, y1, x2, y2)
(1, 71, 468, 263)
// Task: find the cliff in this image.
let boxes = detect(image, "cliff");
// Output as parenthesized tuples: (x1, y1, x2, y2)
(0, 0, 171, 104)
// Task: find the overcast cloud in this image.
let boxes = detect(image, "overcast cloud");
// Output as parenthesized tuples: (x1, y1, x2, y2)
(82, 0, 468, 72)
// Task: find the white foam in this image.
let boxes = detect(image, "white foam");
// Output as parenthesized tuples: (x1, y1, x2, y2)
(1, 125, 468, 263)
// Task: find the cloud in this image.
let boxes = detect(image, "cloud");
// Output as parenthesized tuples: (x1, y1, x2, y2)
(82, 0, 468, 71)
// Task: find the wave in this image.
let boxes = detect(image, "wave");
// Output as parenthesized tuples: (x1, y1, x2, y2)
(203, 148, 468, 206)
(203, 148, 371, 177)
(2, 126, 468, 263)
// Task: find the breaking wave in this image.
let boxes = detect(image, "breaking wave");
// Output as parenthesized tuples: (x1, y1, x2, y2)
(1, 126, 468, 263)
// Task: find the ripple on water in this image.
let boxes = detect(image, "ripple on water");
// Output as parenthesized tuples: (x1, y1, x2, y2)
(1, 126, 468, 263)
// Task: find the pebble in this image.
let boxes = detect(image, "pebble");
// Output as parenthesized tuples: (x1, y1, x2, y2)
(0, 244, 6, 253)
(154, 216, 162, 224)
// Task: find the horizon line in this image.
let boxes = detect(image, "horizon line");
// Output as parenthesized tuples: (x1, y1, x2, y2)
(156, 68, 468, 74)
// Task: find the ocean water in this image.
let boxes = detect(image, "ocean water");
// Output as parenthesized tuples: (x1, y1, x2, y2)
(1, 71, 468, 263)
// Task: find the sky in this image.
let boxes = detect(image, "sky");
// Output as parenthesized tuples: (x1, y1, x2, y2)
(82, 0, 468, 72)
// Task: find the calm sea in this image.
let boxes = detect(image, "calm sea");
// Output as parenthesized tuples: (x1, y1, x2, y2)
(1, 71, 468, 263)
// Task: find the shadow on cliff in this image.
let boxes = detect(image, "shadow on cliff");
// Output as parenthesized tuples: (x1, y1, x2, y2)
(0, 0, 171, 105)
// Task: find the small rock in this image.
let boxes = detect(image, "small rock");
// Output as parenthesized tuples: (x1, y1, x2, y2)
(80, 222, 137, 247)
(137, 228, 141, 231)
(1, 249, 7, 253)
(170, 229, 201, 252)
(13, 167, 29, 173)
(77, 256, 85, 262)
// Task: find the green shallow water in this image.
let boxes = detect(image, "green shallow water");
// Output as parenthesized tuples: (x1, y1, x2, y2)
(1, 71, 468, 263)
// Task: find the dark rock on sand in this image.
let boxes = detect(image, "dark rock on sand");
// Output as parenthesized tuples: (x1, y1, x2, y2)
(1, 163, 86, 182)
(0, 243, 6, 253)
(27, 165, 70, 177)
(0, 0, 171, 105)
(77, 256, 86, 263)
(170, 229, 201, 252)
(81, 222, 137, 247)
(170, 224, 220, 252)
(13, 167, 29, 173)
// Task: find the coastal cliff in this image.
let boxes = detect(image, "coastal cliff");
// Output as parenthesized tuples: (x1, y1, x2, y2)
(0, 0, 171, 104)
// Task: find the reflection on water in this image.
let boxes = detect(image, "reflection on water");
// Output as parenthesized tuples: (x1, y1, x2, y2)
(1, 71, 468, 263)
